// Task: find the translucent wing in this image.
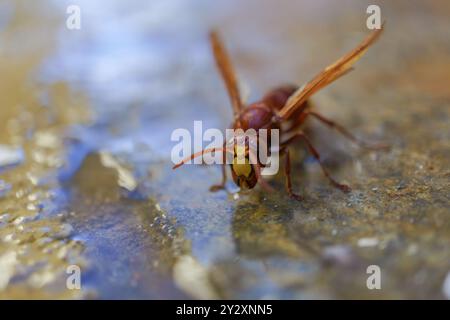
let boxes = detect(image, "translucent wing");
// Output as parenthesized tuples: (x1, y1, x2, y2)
(278, 25, 384, 120)
(210, 31, 243, 115)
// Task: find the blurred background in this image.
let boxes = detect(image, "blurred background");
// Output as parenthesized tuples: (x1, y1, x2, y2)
(0, 0, 449, 299)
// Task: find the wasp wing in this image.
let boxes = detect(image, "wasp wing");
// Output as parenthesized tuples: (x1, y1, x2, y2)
(278, 25, 384, 120)
(210, 31, 244, 115)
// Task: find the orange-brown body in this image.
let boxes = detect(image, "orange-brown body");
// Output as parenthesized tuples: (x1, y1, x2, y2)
(230, 85, 311, 189)
(174, 27, 386, 200)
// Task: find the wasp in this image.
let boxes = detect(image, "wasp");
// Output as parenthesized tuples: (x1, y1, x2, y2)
(173, 25, 387, 200)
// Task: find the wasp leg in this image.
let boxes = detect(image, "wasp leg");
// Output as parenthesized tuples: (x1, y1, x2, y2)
(283, 149, 303, 201)
(283, 131, 351, 193)
(209, 165, 227, 192)
(306, 111, 389, 150)
(248, 149, 273, 192)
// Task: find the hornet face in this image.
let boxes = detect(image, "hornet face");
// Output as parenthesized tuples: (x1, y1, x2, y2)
(230, 144, 257, 189)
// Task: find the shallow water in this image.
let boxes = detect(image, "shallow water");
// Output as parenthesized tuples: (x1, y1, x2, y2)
(0, 0, 449, 299)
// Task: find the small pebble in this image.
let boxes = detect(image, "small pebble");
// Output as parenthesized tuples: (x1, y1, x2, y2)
(357, 237, 379, 247)
(396, 181, 406, 190)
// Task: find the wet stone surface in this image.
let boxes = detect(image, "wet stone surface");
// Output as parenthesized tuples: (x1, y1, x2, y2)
(0, 0, 449, 299)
